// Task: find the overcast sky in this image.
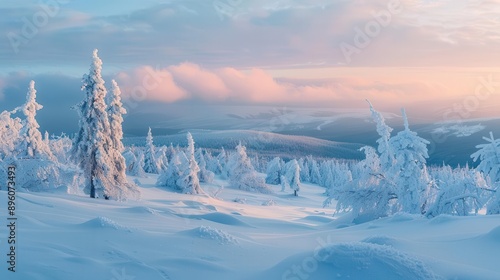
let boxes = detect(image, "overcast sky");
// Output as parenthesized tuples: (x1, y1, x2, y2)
(1, 0, 500, 134)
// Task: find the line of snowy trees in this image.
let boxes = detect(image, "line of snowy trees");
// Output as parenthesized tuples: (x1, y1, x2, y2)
(120, 127, 273, 195)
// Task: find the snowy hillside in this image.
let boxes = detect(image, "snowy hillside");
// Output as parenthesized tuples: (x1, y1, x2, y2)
(1, 175, 499, 280)
(123, 129, 364, 160)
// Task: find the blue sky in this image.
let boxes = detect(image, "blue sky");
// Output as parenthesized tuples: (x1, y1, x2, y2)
(1, 0, 500, 134)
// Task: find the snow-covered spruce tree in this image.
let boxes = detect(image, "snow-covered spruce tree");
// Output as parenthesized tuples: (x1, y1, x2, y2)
(280, 175, 290, 192)
(206, 151, 224, 175)
(471, 132, 500, 214)
(266, 157, 284, 185)
(426, 166, 488, 217)
(324, 163, 352, 193)
(251, 155, 266, 173)
(123, 147, 147, 177)
(217, 147, 229, 178)
(105, 79, 140, 198)
(367, 100, 394, 171)
(175, 132, 203, 194)
(0, 110, 22, 159)
(48, 133, 73, 165)
(324, 136, 390, 221)
(472, 132, 500, 182)
(389, 109, 431, 214)
(320, 161, 335, 189)
(308, 157, 322, 185)
(354, 146, 381, 181)
(298, 158, 310, 182)
(7, 81, 65, 192)
(15, 81, 54, 160)
(329, 162, 353, 192)
(195, 148, 214, 183)
(165, 143, 175, 159)
(285, 159, 301, 196)
(156, 145, 169, 172)
(108, 80, 126, 152)
(156, 152, 182, 190)
(227, 143, 272, 193)
(71, 49, 139, 200)
(143, 127, 160, 174)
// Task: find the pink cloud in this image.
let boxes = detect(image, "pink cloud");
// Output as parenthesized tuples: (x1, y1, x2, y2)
(168, 62, 229, 101)
(116, 66, 187, 103)
(115, 63, 443, 106)
(217, 67, 287, 102)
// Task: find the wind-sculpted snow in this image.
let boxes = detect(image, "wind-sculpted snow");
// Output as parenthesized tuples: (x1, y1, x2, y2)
(183, 226, 239, 245)
(300, 215, 336, 223)
(361, 235, 401, 247)
(120, 206, 162, 215)
(78, 217, 132, 232)
(318, 242, 440, 280)
(265, 242, 440, 280)
(181, 212, 252, 227)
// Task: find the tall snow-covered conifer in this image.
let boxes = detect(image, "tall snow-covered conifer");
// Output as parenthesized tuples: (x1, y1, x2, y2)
(286, 159, 301, 196)
(176, 132, 203, 194)
(266, 157, 284, 185)
(367, 100, 394, 170)
(143, 127, 160, 174)
(71, 49, 138, 200)
(16, 81, 54, 160)
(108, 80, 126, 152)
(471, 132, 500, 214)
(106, 80, 139, 198)
(227, 143, 272, 193)
(389, 108, 431, 214)
(157, 152, 182, 189)
(196, 148, 214, 183)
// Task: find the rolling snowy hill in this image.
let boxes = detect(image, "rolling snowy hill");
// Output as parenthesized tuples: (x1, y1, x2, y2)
(1, 175, 499, 280)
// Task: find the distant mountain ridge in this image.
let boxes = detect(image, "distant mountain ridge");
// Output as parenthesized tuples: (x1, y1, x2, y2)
(123, 129, 365, 160)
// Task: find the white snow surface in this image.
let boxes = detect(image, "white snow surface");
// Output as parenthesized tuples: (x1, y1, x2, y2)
(1, 175, 499, 280)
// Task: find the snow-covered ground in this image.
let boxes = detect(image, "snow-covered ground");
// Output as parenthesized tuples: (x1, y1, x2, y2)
(1, 175, 499, 280)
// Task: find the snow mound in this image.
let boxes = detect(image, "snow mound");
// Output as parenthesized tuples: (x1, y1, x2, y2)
(428, 214, 457, 225)
(186, 226, 238, 245)
(122, 206, 161, 215)
(188, 212, 251, 227)
(79, 217, 131, 232)
(301, 215, 335, 223)
(362, 235, 400, 247)
(182, 200, 218, 211)
(317, 242, 439, 279)
(265, 242, 440, 280)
